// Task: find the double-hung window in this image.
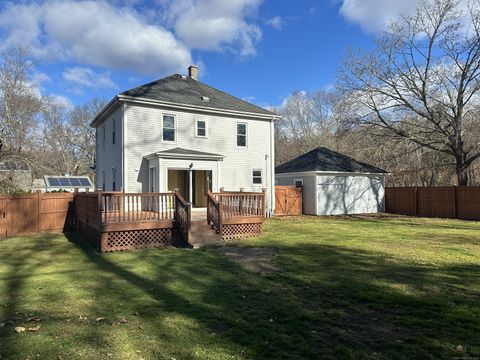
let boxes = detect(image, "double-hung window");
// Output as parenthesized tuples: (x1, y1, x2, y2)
(112, 167, 116, 191)
(101, 170, 105, 191)
(163, 115, 175, 142)
(252, 169, 262, 185)
(196, 120, 207, 137)
(237, 122, 247, 147)
(102, 125, 106, 150)
(112, 118, 116, 145)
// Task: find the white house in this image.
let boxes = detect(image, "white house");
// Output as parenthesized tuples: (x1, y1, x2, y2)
(91, 66, 279, 213)
(275, 147, 388, 215)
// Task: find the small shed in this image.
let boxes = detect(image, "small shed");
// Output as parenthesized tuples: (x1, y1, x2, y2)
(275, 147, 388, 216)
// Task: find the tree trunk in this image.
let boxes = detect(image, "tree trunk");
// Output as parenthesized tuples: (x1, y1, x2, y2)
(456, 162, 469, 186)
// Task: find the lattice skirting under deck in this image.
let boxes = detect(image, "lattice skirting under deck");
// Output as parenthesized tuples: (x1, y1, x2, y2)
(103, 228, 172, 252)
(222, 223, 262, 240)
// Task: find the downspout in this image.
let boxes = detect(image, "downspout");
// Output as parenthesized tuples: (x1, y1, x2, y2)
(270, 118, 275, 216)
(122, 102, 126, 192)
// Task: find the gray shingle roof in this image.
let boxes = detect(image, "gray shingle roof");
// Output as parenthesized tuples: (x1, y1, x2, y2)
(276, 147, 388, 174)
(120, 74, 276, 116)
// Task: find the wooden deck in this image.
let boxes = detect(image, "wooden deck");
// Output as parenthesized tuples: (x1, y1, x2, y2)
(75, 190, 266, 252)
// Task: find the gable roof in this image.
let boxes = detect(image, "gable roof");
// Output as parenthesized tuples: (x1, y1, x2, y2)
(120, 74, 276, 117)
(275, 147, 388, 175)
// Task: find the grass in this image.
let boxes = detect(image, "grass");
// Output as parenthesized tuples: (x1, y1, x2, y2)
(0, 215, 479, 359)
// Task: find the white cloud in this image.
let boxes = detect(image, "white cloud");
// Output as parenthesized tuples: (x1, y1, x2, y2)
(51, 94, 74, 109)
(160, 0, 263, 57)
(63, 67, 117, 89)
(265, 16, 283, 30)
(339, 0, 420, 32)
(0, 0, 192, 75)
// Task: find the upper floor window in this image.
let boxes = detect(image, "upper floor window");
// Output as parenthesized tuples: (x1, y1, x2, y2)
(112, 167, 116, 191)
(294, 179, 303, 187)
(112, 118, 116, 145)
(196, 120, 207, 137)
(237, 122, 247, 147)
(102, 125, 106, 150)
(101, 170, 105, 191)
(252, 169, 262, 185)
(163, 115, 175, 142)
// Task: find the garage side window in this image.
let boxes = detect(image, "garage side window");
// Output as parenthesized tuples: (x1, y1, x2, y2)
(294, 179, 303, 187)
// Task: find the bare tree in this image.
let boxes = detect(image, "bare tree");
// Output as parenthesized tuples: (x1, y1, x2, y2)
(276, 90, 341, 164)
(338, 0, 480, 185)
(0, 47, 44, 164)
(42, 98, 105, 177)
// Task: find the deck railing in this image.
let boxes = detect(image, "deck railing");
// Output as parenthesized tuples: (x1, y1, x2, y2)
(211, 191, 265, 218)
(174, 192, 191, 243)
(100, 191, 175, 223)
(75, 191, 176, 225)
(207, 192, 222, 236)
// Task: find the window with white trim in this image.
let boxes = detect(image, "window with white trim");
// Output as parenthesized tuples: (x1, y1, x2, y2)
(102, 125, 106, 150)
(163, 115, 175, 141)
(294, 179, 303, 187)
(196, 120, 207, 137)
(112, 167, 116, 191)
(252, 169, 262, 185)
(101, 170, 105, 191)
(112, 118, 116, 145)
(237, 122, 247, 147)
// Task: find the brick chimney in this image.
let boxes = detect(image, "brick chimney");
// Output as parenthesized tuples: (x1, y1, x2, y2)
(188, 65, 198, 80)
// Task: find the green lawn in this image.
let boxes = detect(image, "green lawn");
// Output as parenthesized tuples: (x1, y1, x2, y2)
(0, 215, 479, 359)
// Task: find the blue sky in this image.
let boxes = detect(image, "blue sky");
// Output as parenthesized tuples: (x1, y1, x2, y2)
(0, 0, 423, 108)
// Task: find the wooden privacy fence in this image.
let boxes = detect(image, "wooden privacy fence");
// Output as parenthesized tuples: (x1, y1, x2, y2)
(385, 186, 480, 220)
(207, 191, 265, 240)
(275, 186, 302, 216)
(0, 192, 75, 238)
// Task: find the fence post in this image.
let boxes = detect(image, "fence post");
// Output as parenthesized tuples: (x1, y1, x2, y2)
(452, 186, 457, 219)
(36, 191, 41, 234)
(414, 186, 418, 216)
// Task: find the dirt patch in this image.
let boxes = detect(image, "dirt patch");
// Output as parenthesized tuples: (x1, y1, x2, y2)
(213, 246, 279, 275)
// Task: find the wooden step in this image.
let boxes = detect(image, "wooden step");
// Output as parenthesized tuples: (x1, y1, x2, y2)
(190, 220, 222, 247)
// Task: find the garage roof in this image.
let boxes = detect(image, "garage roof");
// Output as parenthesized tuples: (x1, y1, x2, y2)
(276, 147, 388, 174)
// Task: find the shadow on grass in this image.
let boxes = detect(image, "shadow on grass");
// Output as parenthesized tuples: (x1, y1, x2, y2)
(0, 231, 479, 359)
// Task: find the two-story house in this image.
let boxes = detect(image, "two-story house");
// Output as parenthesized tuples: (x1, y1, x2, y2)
(91, 66, 278, 214)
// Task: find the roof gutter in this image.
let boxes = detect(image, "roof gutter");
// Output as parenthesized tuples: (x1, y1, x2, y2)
(117, 95, 281, 121)
(275, 171, 390, 177)
(90, 96, 120, 127)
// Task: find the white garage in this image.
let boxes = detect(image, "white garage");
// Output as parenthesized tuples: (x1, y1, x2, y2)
(275, 147, 388, 216)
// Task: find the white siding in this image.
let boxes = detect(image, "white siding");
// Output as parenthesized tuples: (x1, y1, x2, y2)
(95, 106, 123, 191)
(316, 175, 385, 215)
(275, 174, 316, 215)
(123, 102, 274, 210)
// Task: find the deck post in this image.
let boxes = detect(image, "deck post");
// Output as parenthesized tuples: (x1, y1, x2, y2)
(97, 191, 103, 224)
(218, 201, 223, 239)
(187, 202, 192, 243)
(262, 188, 266, 217)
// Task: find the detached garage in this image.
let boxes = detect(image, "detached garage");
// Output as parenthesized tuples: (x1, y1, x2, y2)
(275, 147, 388, 216)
